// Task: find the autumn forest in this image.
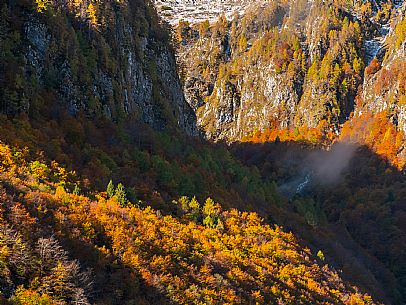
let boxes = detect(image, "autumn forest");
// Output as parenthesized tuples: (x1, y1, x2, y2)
(0, 0, 405, 304)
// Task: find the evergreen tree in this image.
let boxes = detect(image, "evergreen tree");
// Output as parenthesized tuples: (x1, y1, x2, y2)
(178, 196, 190, 213)
(202, 197, 216, 218)
(238, 33, 248, 52)
(203, 215, 216, 228)
(188, 196, 200, 222)
(317, 250, 325, 261)
(189, 196, 200, 210)
(198, 20, 210, 37)
(115, 183, 127, 207)
(202, 198, 219, 228)
(107, 180, 114, 198)
(73, 184, 80, 196)
(86, 3, 97, 27)
(35, 0, 52, 13)
(216, 218, 224, 230)
(353, 57, 363, 74)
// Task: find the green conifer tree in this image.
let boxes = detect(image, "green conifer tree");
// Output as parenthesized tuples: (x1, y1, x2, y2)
(73, 184, 80, 196)
(188, 196, 200, 222)
(107, 180, 115, 198)
(115, 183, 127, 207)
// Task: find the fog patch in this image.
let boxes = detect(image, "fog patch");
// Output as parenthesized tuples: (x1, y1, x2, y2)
(279, 142, 357, 198)
(310, 142, 357, 184)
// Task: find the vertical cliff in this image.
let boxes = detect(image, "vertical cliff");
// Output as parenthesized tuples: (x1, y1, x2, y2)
(0, 0, 198, 136)
(356, 2, 406, 132)
(173, 0, 404, 143)
(174, 0, 369, 141)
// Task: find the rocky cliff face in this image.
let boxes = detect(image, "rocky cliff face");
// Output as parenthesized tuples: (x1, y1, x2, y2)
(164, 0, 405, 143)
(1, 0, 198, 136)
(356, 2, 406, 132)
(174, 0, 369, 141)
(195, 63, 301, 140)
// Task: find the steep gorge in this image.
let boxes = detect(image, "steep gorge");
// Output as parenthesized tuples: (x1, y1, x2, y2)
(173, 0, 406, 152)
(0, 0, 406, 304)
(0, 0, 197, 135)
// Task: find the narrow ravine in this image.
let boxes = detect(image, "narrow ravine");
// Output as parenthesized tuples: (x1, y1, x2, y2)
(365, 0, 405, 64)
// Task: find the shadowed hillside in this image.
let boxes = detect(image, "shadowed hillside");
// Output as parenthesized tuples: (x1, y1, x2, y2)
(0, 0, 405, 304)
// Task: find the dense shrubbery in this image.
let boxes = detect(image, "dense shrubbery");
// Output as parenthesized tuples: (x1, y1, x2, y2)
(231, 138, 406, 304)
(0, 114, 279, 214)
(0, 142, 377, 304)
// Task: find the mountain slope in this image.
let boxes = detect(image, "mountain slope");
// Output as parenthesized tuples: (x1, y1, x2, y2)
(0, 141, 378, 304)
(0, 0, 406, 304)
(175, 0, 368, 140)
(174, 0, 405, 158)
(0, 0, 197, 135)
(343, 3, 406, 164)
